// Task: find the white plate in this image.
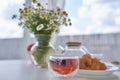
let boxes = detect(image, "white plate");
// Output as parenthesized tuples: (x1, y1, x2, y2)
(78, 63, 119, 76)
(112, 64, 120, 68)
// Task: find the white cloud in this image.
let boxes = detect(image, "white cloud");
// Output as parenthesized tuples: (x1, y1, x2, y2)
(90, 4, 113, 22)
(70, 17, 78, 23)
(0, 0, 24, 11)
(115, 9, 120, 16)
(0, 0, 8, 12)
(114, 9, 120, 25)
(83, 0, 120, 5)
(83, 0, 96, 5)
(95, 0, 120, 4)
(0, 0, 24, 38)
(59, 26, 80, 35)
(9, 0, 24, 4)
(102, 26, 120, 33)
(78, 6, 89, 18)
(77, 0, 120, 34)
(115, 17, 120, 25)
(84, 25, 98, 34)
(83, 24, 120, 34)
(0, 18, 23, 38)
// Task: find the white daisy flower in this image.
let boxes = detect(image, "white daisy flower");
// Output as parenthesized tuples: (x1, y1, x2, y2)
(36, 24, 44, 31)
(39, 13, 45, 19)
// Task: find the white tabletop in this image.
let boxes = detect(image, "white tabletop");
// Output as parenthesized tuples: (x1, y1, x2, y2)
(0, 60, 120, 80)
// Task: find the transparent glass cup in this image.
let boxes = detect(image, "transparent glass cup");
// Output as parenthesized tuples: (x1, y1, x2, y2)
(48, 54, 79, 77)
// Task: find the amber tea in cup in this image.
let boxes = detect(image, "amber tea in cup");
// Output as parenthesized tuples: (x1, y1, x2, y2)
(48, 55, 79, 77)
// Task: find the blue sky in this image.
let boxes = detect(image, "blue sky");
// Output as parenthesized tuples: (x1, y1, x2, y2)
(59, 0, 120, 35)
(0, 0, 120, 38)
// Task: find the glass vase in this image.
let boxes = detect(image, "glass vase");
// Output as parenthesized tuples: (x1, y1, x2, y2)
(30, 34, 55, 68)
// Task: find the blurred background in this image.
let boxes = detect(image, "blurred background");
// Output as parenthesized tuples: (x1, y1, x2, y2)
(0, 0, 120, 61)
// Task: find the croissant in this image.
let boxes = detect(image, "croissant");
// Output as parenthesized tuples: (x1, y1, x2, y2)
(79, 54, 107, 70)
